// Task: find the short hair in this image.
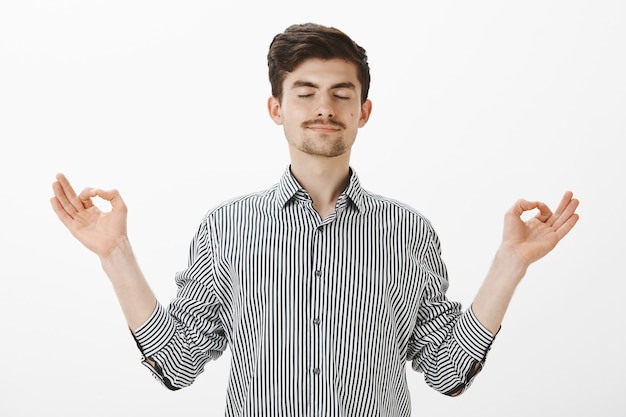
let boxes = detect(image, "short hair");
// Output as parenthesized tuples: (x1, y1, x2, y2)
(267, 23, 371, 104)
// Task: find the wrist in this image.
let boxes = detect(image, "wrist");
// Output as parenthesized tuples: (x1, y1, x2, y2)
(492, 244, 529, 284)
(99, 237, 136, 278)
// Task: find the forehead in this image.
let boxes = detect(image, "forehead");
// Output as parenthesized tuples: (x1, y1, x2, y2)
(285, 58, 360, 88)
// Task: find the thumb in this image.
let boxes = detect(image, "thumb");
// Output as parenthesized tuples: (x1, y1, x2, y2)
(93, 188, 128, 212)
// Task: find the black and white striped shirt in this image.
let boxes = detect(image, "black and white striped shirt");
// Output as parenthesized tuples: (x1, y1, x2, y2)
(134, 167, 495, 416)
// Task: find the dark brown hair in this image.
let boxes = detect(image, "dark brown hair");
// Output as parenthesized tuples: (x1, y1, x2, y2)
(267, 23, 371, 104)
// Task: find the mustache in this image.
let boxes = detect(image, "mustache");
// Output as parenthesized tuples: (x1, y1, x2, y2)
(301, 119, 346, 129)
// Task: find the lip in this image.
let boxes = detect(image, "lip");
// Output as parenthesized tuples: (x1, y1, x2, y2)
(307, 125, 341, 132)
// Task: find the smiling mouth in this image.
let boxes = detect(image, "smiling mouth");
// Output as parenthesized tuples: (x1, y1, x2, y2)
(302, 119, 346, 130)
(308, 125, 340, 132)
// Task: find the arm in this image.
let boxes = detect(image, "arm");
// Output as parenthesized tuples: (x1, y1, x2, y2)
(411, 191, 579, 396)
(50, 173, 156, 331)
(51, 173, 227, 389)
(472, 191, 580, 334)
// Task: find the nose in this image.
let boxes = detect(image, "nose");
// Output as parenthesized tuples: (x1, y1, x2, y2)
(315, 94, 335, 118)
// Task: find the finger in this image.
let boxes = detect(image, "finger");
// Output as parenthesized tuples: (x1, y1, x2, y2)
(52, 173, 82, 214)
(54, 173, 78, 200)
(50, 195, 75, 227)
(554, 211, 580, 240)
(551, 194, 580, 231)
(545, 191, 574, 227)
(94, 188, 127, 213)
(533, 202, 553, 223)
(78, 187, 97, 209)
(511, 198, 544, 218)
(52, 178, 78, 217)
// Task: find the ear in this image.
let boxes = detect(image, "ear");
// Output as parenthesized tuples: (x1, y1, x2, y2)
(358, 99, 372, 128)
(267, 96, 283, 125)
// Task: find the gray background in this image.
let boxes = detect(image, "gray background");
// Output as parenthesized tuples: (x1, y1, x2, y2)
(1, 1, 624, 415)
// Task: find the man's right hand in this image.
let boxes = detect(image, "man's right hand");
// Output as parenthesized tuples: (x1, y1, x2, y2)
(50, 173, 128, 259)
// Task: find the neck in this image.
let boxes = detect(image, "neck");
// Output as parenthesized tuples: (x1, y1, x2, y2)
(289, 151, 351, 219)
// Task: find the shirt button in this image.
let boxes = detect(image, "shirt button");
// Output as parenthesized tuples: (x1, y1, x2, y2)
(313, 318, 320, 326)
(314, 270, 322, 278)
(313, 367, 320, 375)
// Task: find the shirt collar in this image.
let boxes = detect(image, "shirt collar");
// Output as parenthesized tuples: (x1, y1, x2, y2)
(276, 165, 366, 213)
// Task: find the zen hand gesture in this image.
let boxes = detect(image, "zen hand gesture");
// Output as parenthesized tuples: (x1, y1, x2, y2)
(502, 191, 580, 268)
(50, 173, 129, 258)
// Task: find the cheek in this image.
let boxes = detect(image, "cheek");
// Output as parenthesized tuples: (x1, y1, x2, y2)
(283, 103, 307, 120)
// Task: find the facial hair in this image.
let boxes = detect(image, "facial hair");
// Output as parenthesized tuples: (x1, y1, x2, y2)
(296, 118, 350, 158)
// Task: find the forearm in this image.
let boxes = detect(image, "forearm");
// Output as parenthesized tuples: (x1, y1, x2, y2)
(471, 246, 528, 334)
(99, 237, 157, 332)
(473, 191, 580, 333)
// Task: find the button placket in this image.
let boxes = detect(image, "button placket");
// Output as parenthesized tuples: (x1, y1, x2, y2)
(312, 269, 322, 379)
(310, 224, 325, 416)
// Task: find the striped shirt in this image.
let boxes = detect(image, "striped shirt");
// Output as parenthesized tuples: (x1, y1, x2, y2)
(133, 166, 495, 416)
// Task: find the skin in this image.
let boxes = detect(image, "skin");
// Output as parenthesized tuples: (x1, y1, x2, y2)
(268, 58, 372, 219)
(50, 57, 580, 370)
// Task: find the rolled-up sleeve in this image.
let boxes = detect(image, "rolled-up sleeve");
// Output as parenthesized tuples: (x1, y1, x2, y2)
(408, 232, 497, 396)
(132, 219, 228, 390)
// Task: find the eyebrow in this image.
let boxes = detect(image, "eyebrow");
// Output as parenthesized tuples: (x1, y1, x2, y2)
(291, 80, 357, 90)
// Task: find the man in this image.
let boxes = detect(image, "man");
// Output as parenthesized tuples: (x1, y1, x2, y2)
(50, 23, 579, 416)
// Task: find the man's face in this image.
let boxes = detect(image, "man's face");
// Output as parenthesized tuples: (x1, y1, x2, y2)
(268, 58, 372, 159)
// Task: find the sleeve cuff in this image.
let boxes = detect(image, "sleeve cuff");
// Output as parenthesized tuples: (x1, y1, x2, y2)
(453, 305, 498, 361)
(133, 302, 177, 358)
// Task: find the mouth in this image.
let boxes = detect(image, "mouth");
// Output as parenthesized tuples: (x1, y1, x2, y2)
(307, 125, 341, 133)
(302, 119, 345, 132)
